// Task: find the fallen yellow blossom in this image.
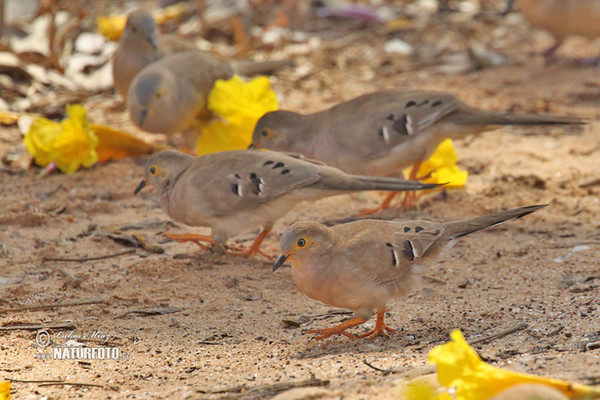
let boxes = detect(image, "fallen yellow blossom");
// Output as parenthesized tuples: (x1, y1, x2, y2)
(427, 329, 600, 400)
(405, 138, 468, 187)
(24, 104, 98, 174)
(196, 75, 279, 156)
(97, 3, 188, 41)
(0, 381, 10, 400)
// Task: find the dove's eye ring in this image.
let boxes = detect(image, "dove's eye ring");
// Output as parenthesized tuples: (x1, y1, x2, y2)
(296, 238, 307, 248)
(149, 166, 157, 176)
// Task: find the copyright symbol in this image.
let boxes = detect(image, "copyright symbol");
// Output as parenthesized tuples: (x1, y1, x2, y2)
(36, 330, 51, 348)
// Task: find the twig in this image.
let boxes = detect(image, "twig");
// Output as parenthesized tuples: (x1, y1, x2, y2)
(116, 307, 181, 319)
(0, 322, 76, 331)
(199, 378, 330, 399)
(362, 360, 402, 374)
(43, 249, 135, 263)
(469, 322, 528, 345)
(38, 382, 104, 388)
(6, 378, 64, 383)
(0, 297, 104, 313)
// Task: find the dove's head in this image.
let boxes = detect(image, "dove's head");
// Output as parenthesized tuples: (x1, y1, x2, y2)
(123, 9, 158, 49)
(134, 150, 193, 195)
(273, 221, 333, 271)
(127, 69, 176, 132)
(250, 111, 308, 150)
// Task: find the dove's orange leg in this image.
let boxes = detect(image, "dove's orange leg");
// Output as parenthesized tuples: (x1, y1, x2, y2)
(226, 226, 273, 259)
(358, 309, 397, 340)
(401, 161, 422, 210)
(307, 317, 367, 340)
(165, 233, 214, 250)
(357, 161, 423, 216)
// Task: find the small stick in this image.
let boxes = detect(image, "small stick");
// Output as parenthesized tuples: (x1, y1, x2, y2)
(363, 360, 402, 374)
(43, 249, 135, 263)
(38, 382, 104, 388)
(0, 297, 104, 313)
(469, 322, 528, 345)
(0, 322, 76, 331)
(6, 378, 64, 383)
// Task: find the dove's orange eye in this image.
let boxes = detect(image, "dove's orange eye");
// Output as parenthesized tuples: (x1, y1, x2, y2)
(149, 166, 158, 176)
(296, 238, 307, 248)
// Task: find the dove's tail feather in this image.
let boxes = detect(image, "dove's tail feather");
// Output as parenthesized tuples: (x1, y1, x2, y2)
(453, 109, 585, 126)
(348, 175, 442, 192)
(443, 204, 547, 240)
(232, 60, 295, 76)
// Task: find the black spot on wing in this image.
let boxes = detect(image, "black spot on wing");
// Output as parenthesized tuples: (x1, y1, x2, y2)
(415, 226, 424, 232)
(386, 242, 393, 247)
(386, 114, 394, 120)
(434, 229, 441, 234)
(249, 172, 262, 195)
(273, 162, 285, 169)
(281, 169, 290, 175)
(386, 243, 399, 267)
(402, 240, 415, 261)
(231, 183, 240, 196)
(392, 115, 409, 135)
(234, 173, 241, 179)
(263, 160, 274, 166)
(403, 226, 411, 232)
(432, 100, 443, 107)
(405, 100, 416, 108)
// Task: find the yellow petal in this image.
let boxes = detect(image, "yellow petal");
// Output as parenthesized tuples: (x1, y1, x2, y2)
(394, 374, 453, 400)
(24, 104, 98, 174)
(96, 15, 127, 41)
(91, 123, 168, 162)
(0, 381, 10, 400)
(404, 139, 468, 187)
(428, 329, 600, 400)
(198, 75, 278, 155)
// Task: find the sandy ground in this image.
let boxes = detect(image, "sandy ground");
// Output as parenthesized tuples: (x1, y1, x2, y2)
(1, 2, 600, 399)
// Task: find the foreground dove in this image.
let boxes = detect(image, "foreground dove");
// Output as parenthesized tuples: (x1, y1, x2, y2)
(134, 150, 440, 258)
(252, 90, 580, 212)
(127, 50, 292, 138)
(273, 204, 546, 339)
(503, 0, 600, 60)
(113, 9, 196, 99)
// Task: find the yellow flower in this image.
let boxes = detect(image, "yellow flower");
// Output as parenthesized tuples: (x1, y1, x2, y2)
(428, 329, 600, 400)
(96, 15, 127, 41)
(0, 381, 10, 400)
(405, 139, 468, 187)
(24, 104, 98, 174)
(196, 75, 278, 156)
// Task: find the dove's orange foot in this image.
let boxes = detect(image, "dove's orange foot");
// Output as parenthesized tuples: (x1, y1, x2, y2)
(358, 310, 396, 340)
(307, 317, 367, 340)
(356, 192, 396, 216)
(227, 227, 273, 259)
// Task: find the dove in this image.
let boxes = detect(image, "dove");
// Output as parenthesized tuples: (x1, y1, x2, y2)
(133, 149, 440, 258)
(127, 50, 293, 139)
(503, 0, 600, 60)
(252, 90, 580, 212)
(273, 204, 546, 339)
(112, 9, 196, 99)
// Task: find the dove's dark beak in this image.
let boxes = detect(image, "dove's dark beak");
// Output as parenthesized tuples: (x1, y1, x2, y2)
(134, 179, 147, 195)
(247, 142, 255, 149)
(272, 254, 291, 271)
(147, 35, 158, 50)
(501, 0, 516, 16)
(139, 109, 148, 127)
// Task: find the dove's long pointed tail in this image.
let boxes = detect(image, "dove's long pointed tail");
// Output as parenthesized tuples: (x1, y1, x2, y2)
(348, 175, 441, 192)
(443, 204, 547, 240)
(453, 109, 584, 126)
